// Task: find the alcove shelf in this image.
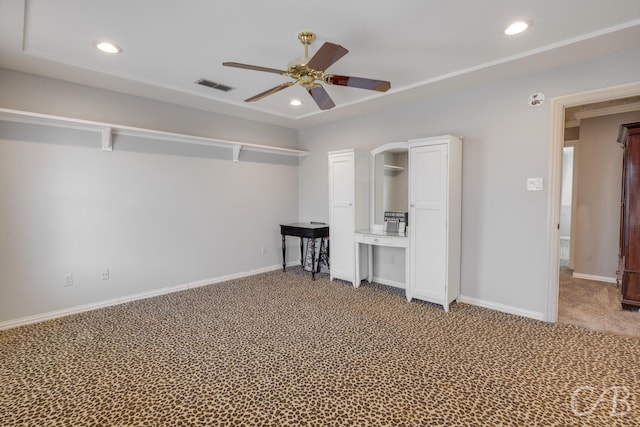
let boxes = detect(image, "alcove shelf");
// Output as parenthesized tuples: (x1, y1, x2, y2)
(0, 108, 309, 162)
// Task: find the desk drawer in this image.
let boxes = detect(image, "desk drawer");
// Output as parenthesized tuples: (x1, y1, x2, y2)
(364, 235, 393, 246)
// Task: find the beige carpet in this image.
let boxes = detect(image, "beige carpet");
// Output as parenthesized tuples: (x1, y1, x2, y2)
(2, 268, 640, 426)
(559, 267, 640, 338)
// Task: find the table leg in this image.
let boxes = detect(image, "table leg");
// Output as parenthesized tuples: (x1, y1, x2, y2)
(310, 238, 316, 280)
(281, 234, 286, 271)
(368, 244, 373, 283)
(300, 238, 304, 268)
(326, 238, 330, 268)
(317, 238, 324, 274)
(354, 242, 360, 288)
(405, 246, 411, 301)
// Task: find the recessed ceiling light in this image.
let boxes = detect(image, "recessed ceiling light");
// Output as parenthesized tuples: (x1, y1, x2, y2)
(504, 21, 529, 35)
(95, 41, 122, 54)
(290, 99, 302, 106)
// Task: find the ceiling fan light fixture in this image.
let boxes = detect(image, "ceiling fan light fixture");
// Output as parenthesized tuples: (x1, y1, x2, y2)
(288, 57, 308, 70)
(504, 21, 529, 35)
(95, 41, 122, 54)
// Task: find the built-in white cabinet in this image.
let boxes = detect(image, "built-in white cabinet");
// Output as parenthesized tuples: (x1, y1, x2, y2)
(328, 150, 369, 285)
(408, 136, 462, 311)
(329, 137, 461, 312)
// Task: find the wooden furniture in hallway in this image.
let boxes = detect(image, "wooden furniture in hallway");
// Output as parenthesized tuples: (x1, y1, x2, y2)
(617, 122, 640, 310)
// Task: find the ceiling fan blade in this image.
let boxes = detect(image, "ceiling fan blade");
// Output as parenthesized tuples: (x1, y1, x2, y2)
(308, 85, 336, 110)
(326, 75, 391, 92)
(306, 42, 349, 71)
(223, 62, 287, 75)
(245, 81, 296, 102)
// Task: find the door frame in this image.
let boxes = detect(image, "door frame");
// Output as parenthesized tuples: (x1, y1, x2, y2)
(545, 81, 640, 322)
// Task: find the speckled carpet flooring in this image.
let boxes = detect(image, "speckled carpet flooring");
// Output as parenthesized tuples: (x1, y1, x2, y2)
(1, 268, 639, 426)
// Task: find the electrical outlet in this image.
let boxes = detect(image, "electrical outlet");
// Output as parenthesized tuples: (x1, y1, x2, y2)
(64, 274, 73, 287)
(391, 255, 396, 265)
(100, 268, 109, 280)
(261, 245, 267, 255)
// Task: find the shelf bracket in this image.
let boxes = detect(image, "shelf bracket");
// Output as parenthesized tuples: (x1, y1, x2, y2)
(232, 144, 242, 162)
(101, 127, 113, 152)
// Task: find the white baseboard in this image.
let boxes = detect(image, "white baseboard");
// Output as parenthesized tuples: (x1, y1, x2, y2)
(572, 272, 617, 284)
(0, 263, 289, 331)
(371, 276, 406, 289)
(458, 295, 545, 321)
(0, 265, 550, 330)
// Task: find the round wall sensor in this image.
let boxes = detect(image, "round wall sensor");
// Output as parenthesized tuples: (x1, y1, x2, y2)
(528, 92, 545, 107)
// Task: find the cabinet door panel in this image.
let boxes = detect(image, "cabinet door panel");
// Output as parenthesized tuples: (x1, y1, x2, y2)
(413, 149, 443, 206)
(329, 153, 356, 282)
(625, 135, 640, 269)
(330, 204, 354, 280)
(330, 156, 355, 203)
(412, 208, 445, 298)
(621, 128, 640, 308)
(410, 143, 448, 301)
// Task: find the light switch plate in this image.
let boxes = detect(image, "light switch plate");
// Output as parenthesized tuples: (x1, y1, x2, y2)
(527, 177, 543, 191)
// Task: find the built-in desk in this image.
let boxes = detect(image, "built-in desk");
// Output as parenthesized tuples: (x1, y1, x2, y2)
(354, 229, 409, 288)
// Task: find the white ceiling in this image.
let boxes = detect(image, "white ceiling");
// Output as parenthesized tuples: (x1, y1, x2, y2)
(1, 0, 640, 129)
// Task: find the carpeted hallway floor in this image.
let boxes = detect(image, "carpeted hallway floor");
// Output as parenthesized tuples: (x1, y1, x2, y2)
(558, 267, 640, 338)
(1, 268, 639, 426)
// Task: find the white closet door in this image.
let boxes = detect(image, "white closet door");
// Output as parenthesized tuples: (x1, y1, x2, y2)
(410, 143, 447, 301)
(329, 154, 355, 282)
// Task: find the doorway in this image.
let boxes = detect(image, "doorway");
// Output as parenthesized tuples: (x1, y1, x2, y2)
(546, 82, 640, 323)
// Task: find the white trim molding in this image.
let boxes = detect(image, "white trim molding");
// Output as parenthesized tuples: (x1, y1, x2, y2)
(371, 276, 406, 289)
(572, 272, 617, 284)
(573, 101, 640, 122)
(0, 263, 296, 331)
(458, 295, 545, 322)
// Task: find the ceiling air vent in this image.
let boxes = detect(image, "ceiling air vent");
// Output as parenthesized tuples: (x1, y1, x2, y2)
(196, 79, 234, 92)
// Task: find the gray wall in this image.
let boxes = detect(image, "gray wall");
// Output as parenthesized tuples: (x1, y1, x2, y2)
(0, 69, 299, 148)
(298, 49, 640, 315)
(573, 110, 640, 278)
(2, 47, 640, 324)
(0, 70, 300, 323)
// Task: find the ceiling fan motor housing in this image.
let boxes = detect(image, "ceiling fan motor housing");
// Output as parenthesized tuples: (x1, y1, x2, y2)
(288, 59, 324, 89)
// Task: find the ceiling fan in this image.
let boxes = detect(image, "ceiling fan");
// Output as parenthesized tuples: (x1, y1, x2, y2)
(223, 32, 391, 110)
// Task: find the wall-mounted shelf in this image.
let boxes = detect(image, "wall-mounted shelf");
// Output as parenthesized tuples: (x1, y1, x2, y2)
(0, 108, 309, 162)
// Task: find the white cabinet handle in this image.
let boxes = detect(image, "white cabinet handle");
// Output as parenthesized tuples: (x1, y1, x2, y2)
(348, 203, 353, 206)
(410, 204, 415, 207)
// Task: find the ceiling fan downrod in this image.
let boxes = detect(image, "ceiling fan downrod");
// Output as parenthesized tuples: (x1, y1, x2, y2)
(298, 31, 316, 59)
